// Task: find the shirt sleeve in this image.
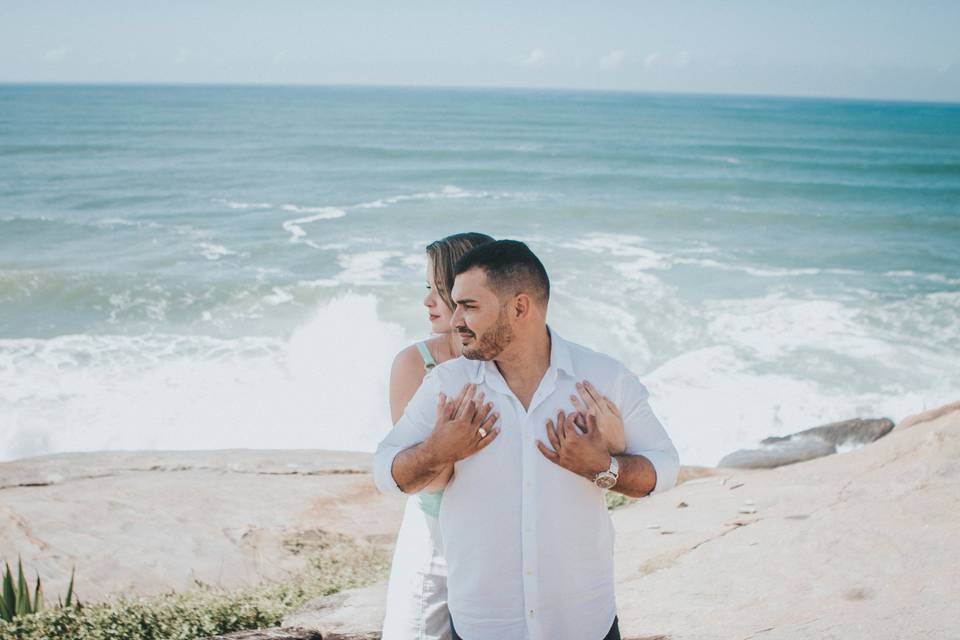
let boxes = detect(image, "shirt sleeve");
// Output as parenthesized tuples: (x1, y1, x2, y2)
(618, 371, 679, 495)
(373, 370, 442, 496)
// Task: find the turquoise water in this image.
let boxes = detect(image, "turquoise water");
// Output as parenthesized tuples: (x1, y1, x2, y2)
(2, 85, 959, 464)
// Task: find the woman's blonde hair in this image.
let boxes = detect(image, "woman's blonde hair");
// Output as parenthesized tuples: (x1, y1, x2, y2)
(426, 232, 495, 310)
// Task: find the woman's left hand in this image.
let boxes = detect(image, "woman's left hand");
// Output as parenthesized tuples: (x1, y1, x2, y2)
(569, 380, 626, 455)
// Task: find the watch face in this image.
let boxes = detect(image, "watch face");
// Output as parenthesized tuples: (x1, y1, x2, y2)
(595, 472, 616, 489)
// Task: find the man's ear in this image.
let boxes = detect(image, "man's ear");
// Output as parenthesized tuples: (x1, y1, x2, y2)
(512, 294, 531, 319)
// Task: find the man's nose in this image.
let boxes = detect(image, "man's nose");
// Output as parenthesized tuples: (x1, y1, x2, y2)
(451, 305, 463, 327)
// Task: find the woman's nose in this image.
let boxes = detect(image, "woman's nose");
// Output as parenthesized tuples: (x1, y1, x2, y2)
(423, 291, 434, 307)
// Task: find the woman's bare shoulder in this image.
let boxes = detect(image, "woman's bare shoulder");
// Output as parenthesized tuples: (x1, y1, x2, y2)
(389, 343, 429, 422)
(390, 343, 427, 381)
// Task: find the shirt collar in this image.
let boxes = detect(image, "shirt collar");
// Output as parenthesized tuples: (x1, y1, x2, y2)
(469, 325, 576, 384)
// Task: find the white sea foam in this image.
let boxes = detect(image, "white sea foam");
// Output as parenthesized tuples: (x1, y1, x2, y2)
(196, 242, 239, 261)
(106, 290, 169, 323)
(702, 155, 742, 165)
(263, 287, 295, 306)
(884, 270, 960, 286)
(0, 294, 408, 462)
(281, 208, 347, 244)
(560, 234, 843, 279)
(214, 199, 274, 210)
(336, 251, 404, 286)
(94, 217, 165, 230)
(352, 185, 538, 210)
(296, 278, 341, 288)
(354, 185, 478, 209)
(280, 204, 343, 214)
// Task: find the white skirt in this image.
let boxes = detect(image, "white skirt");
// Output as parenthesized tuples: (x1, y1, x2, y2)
(381, 496, 451, 640)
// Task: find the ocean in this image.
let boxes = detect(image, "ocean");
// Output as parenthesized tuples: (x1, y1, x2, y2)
(1, 84, 958, 466)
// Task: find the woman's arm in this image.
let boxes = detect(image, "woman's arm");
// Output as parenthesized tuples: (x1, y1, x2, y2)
(389, 345, 427, 424)
(570, 380, 626, 455)
(389, 345, 454, 492)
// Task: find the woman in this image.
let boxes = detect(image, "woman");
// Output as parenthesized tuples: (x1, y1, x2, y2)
(382, 232, 628, 640)
(381, 232, 494, 640)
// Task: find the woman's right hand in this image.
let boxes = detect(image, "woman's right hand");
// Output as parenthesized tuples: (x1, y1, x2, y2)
(425, 383, 500, 466)
(570, 380, 626, 455)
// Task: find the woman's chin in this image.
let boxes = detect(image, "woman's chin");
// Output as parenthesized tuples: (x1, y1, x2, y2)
(429, 321, 452, 335)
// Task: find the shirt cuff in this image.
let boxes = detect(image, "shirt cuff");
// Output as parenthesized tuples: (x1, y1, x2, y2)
(373, 445, 408, 497)
(638, 449, 679, 495)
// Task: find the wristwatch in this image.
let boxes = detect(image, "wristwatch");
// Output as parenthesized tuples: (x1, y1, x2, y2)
(593, 456, 619, 489)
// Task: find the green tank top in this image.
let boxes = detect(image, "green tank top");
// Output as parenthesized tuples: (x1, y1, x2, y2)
(414, 341, 443, 518)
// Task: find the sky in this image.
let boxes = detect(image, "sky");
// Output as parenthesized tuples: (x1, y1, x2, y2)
(2, 0, 959, 102)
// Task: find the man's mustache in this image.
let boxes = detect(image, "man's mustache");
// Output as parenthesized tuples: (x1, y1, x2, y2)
(456, 325, 475, 337)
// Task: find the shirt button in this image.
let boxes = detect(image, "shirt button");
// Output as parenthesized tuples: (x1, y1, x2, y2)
(529, 610, 535, 618)
(525, 569, 533, 576)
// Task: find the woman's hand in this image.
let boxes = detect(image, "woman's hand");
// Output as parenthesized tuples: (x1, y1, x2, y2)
(424, 383, 500, 466)
(569, 380, 626, 455)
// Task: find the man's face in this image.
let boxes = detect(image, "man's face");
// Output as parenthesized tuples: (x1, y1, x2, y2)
(450, 268, 514, 361)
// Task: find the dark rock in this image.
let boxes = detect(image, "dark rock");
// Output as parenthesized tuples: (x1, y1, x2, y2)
(719, 417, 895, 470)
(718, 438, 836, 469)
(205, 628, 323, 640)
(760, 417, 894, 448)
(281, 583, 387, 639)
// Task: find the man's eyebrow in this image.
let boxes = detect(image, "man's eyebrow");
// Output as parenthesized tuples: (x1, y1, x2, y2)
(455, 298, 477, 305)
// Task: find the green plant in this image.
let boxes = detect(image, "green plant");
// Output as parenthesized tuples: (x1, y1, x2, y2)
(0, 558, 78, 622)
(0, 532, 388, 640)
(605, 490, 637, 511)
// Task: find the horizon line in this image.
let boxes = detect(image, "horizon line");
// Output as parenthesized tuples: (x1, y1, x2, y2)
(2, 80, 959, 107)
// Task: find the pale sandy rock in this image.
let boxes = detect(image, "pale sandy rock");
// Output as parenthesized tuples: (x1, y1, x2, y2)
(7, 403, 959, 640)
(896, 399, 960, 430)
(613, 405, 959, 639)
(675, 465, 717, 484)
(277, 405, 959, 640)
(0, 449, 406, 601)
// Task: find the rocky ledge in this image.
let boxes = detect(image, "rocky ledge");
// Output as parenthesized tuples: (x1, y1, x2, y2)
(2, 403, 957, 639)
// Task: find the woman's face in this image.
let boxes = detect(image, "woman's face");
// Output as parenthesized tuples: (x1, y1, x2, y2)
(424, 256, 454, 334)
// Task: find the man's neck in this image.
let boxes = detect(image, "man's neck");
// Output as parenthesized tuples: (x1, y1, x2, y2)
(494, 326, 551, 410)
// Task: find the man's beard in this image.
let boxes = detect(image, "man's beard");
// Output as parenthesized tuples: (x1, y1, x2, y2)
(461, 306, 514, 361)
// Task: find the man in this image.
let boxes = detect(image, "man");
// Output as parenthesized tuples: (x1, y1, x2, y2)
(374, 240, 679, 640)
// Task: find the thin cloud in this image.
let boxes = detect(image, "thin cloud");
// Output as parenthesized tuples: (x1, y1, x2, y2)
(522, 48, 546, 67)
(643, 51, 694, 70)
(599, 49, 625, 70)
(43, 46, 70, 62)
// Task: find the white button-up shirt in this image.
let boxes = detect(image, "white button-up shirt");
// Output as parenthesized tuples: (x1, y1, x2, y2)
(374, 330, 679, 640)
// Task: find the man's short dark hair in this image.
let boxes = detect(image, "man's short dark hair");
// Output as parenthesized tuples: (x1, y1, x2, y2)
(453, 240, 550, 306)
